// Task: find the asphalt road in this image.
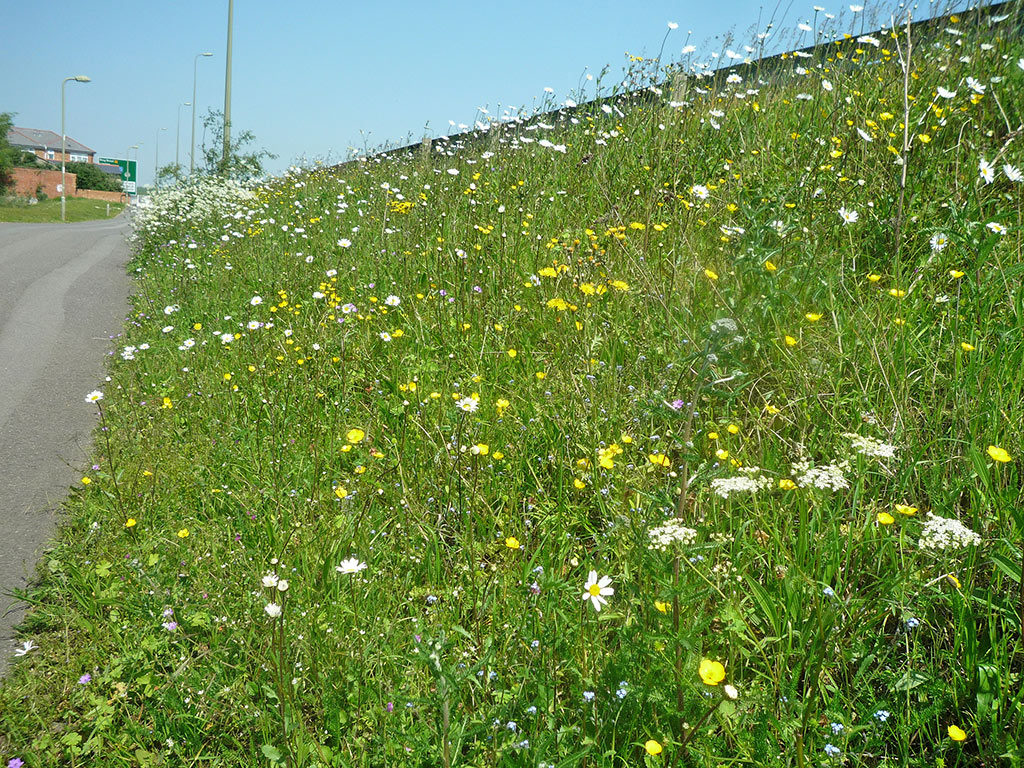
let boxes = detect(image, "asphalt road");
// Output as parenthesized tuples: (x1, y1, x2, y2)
(0, 214, 132, 676)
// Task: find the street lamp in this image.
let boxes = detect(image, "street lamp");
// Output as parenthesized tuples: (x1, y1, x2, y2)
(191, 52, 213, 173)
(60, 74, 90, 222)
(176, 101, 192, 179)
(223, 0, 234, 170)
(155, 127, 167, 189)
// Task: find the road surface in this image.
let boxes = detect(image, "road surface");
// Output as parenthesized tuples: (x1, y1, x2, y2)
(0, 215, 132, 676)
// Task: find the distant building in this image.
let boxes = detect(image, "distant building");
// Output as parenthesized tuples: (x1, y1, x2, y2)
(6, 126, 96, 164)
(96, 163, 124, 178)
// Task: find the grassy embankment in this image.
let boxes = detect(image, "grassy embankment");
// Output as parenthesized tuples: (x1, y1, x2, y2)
(1, 3, 1022, 767)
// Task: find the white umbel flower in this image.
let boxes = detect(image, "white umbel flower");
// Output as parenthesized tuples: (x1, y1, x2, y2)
(919, 514, 981, 550)
(648, 520, 698, 550)
(792, 459, 850, 491)
(844, 433, 898, 459)
(710, 468, 773, 499)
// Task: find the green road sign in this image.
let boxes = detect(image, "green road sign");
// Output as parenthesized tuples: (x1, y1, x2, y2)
(97, 157, 138, 194)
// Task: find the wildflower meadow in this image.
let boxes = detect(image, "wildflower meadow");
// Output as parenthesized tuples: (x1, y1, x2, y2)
(2, 2, 1023, 766)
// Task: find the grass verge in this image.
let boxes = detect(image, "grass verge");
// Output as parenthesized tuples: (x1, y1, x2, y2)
(0, 197, 126, 223)
(1, 3, 1022, 767)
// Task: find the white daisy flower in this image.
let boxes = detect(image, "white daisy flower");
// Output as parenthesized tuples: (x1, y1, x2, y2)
(582, 571, 614, 612)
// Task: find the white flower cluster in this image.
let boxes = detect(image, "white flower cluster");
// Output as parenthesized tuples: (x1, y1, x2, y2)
(791, 458, 850, 491)
(132, 175, 258, 245)
(710, 467, 773, 498)
(844, 433, 898, 459)
(647, 519, 698, 551)
(919, 513, 981, 551)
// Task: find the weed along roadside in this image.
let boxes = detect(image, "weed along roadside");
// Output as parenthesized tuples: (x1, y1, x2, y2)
(1, 2, 1022, 767)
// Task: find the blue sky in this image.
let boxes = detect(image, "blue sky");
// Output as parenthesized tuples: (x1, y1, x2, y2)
(1, 0, 947, 186)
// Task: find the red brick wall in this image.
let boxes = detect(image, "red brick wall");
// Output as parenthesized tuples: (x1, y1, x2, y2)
(76, 189, 127, 203)
(9, 167, 77, 198)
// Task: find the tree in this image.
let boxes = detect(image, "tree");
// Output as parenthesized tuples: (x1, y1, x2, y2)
(66, 162, 123, 191)
(156, 163, 184, 187)
(198, 108, 275, 180)
(1, 112, 18, 192)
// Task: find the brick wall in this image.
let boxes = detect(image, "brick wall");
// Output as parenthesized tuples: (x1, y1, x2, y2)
(76, 189, 127, 203)
(9, 167, 77, 199)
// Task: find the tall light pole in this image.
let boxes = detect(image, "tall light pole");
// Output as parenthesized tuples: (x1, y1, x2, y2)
(60, 75, 90, 222)
(155, 127, 167, 189)
(176, 101, 192, 179)
(222, 0, 233, 172)
(191, 52, 213, 173)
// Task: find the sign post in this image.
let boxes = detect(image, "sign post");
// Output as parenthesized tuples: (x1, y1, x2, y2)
(97, 157, 138, 195)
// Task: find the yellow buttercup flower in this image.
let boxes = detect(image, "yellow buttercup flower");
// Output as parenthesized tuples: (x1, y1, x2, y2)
(704, 268, 719, 281)
(346, 428, 365, 443)
(125, 518, 137, 528)
(987, 445, 1011, 463)
(654, 600, 669, 614)
(177, 528, 189, 538)
(764, 260, 777, 272)
(648, 453, 671, 468)
(698, 659, 726, 686)
(961, 342, 975, 352)
(779, 478, 797, 490)
(504, 537, 521, 549)
(894, 504, 917, 516)
(805, 312, 823, 322)
(644, 740, 663, 756)
(785, 335, 798, 347)
(877, 512, 895, 525)
(948, 725, 967, 742)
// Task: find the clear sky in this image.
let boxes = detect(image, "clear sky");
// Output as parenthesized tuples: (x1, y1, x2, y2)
(1, 0, 952, 186)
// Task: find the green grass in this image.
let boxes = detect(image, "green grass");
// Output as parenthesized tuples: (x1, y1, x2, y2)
(0, 196, 126, 223)
(1, 3, 1023, 767)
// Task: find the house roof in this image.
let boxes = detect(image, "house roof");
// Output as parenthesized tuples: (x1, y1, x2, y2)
(6, 126, 95, 155)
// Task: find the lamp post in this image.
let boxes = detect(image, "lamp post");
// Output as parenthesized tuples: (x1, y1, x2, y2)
(60, 75, 90, 222)
(191, 52, 213, 173)
(223, 0, 233, 171)
(155, 127, 167, 189)
(176, 101, 192, 180)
